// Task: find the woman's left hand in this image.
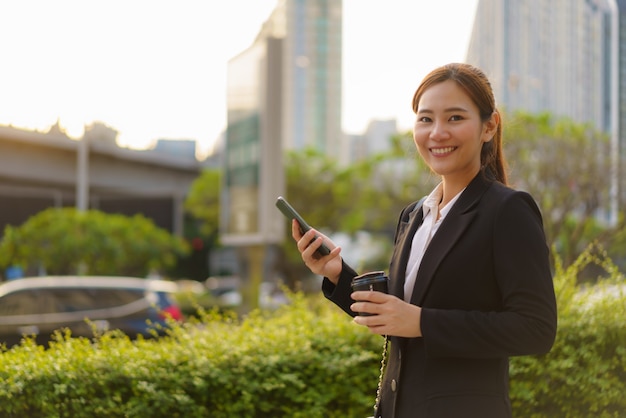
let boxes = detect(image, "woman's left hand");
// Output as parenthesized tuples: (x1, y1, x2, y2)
(351, 291, 423, 338)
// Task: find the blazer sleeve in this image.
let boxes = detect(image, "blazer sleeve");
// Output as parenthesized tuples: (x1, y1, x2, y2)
(420, 191, 557, 358)
(322, 260, 359, 317)
(322, 201, 420, 317)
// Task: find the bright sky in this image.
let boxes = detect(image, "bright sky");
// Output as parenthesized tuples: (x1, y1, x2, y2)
(0, 0, 478, 157)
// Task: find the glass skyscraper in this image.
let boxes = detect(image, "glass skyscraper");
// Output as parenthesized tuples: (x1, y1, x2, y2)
(222, 0, 343, 244)
(466, 0, 623, 220)
(257, 0, 343, 157)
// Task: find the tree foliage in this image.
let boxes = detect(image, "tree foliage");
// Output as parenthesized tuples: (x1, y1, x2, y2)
(283, 141, 436, 237)
(274, 111, 624, 276)
(184, 168, 221, 237)
(503, 111, 618, 266)
(275, 145, 437, 284)
(0, 208, 189, 277)
(181, 111, 624, 286)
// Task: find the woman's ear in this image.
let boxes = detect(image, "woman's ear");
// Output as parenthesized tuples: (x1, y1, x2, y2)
(482, 111, 500, 142)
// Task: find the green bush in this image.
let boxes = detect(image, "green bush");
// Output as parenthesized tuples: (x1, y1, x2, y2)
(0, 208, 189, 276)
(0, 294, 382, 418)
(0, 246, 624, 417)
(509, 244, 626, 417)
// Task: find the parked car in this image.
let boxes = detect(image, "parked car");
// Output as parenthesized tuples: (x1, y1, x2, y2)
(0, 276, 183, 348)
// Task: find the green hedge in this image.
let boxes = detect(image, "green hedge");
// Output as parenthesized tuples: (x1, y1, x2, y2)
(1, 248, 624, 417)
(508, 247, 626, 417)
(0, 295, 381, 418)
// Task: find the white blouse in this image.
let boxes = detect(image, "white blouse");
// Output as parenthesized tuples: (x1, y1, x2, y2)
(403, 183, 465, 302)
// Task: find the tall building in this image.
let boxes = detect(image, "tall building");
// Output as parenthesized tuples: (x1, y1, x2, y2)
(222, 36, 285, 245)
(257, 0, 343, 156)
(220, 0, 343, 285)
(349, 119, 398, 163)
(284, 0, 343, 156)
(466, 0, 623, 221)
(613, 0, 626, 216)
(221, 0, 344, 246)
(466, 0, 612, 131)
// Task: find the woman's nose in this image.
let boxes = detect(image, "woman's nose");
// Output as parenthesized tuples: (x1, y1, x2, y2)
(429, 121, 450, 140)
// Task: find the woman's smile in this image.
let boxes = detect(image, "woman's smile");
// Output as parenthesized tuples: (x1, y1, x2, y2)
(430, 146, 457, 156)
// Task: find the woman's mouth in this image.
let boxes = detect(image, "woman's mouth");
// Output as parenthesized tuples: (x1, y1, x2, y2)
(430, 146, 457, 156)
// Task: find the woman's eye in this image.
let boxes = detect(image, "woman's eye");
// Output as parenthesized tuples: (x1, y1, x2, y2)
(418, 116, 431, 123)
(449, 115, 463, 121)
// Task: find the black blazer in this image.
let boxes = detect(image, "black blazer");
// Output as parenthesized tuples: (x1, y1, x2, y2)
(323, 172, 557, 418)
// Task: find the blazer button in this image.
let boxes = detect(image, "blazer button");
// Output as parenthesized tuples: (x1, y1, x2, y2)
(391, 379, 397, 392)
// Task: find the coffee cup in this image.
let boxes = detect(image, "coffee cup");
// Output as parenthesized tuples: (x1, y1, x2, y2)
(351, 271, 388, 316)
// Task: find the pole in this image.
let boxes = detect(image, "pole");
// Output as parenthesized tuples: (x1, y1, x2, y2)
(76, 135, 89, 212)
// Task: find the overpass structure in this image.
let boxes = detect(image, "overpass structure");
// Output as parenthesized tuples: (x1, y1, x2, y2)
(0, 124, 204, 236)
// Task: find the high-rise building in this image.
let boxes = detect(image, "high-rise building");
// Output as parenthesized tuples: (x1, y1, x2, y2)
(221, 0, 343, 244)
(220, 0, 343, 278)
(612, 0, 626, 216)
(222, 36, 285, 245)
(466, 0, 623, 221)
(256, 0, 343, 157)
(466, 0, 612, 131)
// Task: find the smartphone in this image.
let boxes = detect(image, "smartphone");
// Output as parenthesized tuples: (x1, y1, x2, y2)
(275, 196, 331, 256)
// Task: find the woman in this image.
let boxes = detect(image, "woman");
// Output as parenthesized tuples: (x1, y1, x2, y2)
(292, 63, 557, 417)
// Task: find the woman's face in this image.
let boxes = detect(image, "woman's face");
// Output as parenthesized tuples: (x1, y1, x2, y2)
(413, 79, 497, 186)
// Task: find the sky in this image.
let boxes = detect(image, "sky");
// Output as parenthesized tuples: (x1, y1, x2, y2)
(0, 0, 478, 157)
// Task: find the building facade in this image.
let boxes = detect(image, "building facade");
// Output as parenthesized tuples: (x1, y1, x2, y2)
(254, 0, 343, 157)
(0, 124, 202, 237)
(222, 36, 285, 246)
(614, 0, 626, 215)
(466, 0, 624, 219)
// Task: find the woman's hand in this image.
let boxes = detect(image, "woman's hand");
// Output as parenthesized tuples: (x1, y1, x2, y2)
(291, 219, 342, 284)
(351, 291, 423, 338)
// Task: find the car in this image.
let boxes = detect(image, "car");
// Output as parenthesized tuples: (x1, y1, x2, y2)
(0, 276, 183, 348)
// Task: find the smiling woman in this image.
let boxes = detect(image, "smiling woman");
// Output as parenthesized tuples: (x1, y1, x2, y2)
(289, 63, 557, 418)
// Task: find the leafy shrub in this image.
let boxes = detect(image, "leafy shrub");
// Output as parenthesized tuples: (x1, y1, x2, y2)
(0, 246, 624, 417)
(0, 208, 189, 276)
(509, 243, 626, 417)
(0, 294, 382, 418)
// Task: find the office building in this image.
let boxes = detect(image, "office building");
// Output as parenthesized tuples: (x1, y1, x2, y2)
(466, 0, 623, 220)
(221, 0, 344, 246)
(613, 0, 626, 216)
(284, 0, 342, 156)
(249, 0, 343, 157)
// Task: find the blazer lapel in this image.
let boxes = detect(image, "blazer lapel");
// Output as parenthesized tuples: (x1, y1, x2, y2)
(389, 199, 425, 299)
(410, 173, 493, 306)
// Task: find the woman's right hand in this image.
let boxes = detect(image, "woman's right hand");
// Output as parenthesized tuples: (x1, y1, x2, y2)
(291, 219, 343, 284)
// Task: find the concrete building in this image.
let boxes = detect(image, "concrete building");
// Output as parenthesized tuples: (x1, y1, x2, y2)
(349, 118, 398, 163)
(466, 0, 623, 221)
(612, 0, 626, 219)
(255, 0, 343, 159)
(466, 0, 612, 131)
(0, 123, 202, 236)
(153, 139, 198, 160)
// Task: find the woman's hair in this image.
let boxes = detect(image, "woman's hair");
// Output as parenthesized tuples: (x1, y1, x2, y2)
(411, 63, 508, 185)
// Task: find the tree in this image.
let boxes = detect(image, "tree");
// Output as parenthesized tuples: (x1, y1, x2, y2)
(183, 169, 221, 237)
(276, 145, 437, 286)
(0, 208, 189, 277)
(504, 111, 613, 265)
(181, 168, 222, 279)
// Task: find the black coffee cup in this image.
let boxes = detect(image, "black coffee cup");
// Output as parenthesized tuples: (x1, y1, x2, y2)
(351, 271, 388, 316)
